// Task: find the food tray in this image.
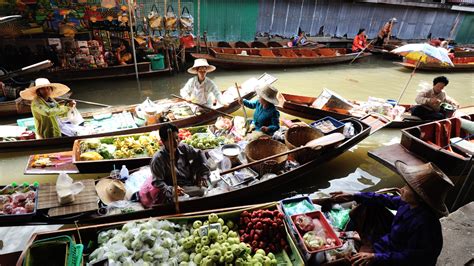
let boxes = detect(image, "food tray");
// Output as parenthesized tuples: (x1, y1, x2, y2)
(290, 211, 342, 254)
(220, 167, 258, 187)
(0, 186, 39, 224)
(310, 116, 344, 135)
(279, 196, 317, 234)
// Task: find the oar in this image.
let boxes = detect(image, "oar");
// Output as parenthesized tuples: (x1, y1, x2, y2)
(56, 97, 112, 108)
(220, 133, 345, 175)
(171, 94, 233, 118)
(235, 82, 249, 130)
(168, 129, 180, 214)
(349, 39, 375, 65)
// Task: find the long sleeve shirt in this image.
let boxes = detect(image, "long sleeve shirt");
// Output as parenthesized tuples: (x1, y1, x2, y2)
(352, 34, 367, 51)
(415, 88, 457, 112)
(180, 76, 225, 107)
(150, 143, 210, 202)
(31, 97, 70, 139)
(243, 99, 280, 135)
(354, 192, 443, 266)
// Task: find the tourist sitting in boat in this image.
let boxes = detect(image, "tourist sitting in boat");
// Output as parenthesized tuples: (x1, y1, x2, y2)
(0, 81, 6, 102)
(239, 84, 280, 135)
(180, 58, 228, 108)
(352, 28, 368, 52)
(374, 18, 397, 47)
(331, 161, 453, 265)
(411, 76, 459, 120)
(138, 123, 210, 207)
(20, 78, 75, 139)
(292, 31, 317, 47)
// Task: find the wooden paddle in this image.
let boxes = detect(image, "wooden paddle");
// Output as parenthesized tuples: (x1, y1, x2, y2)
(349, 39, 375, 65)
(168, 129, 180, 213)
(56, 97, 112, 108)
(220, 133, 345, 175)
(235, 82, 249, 130)
(171, 94, 234, 118)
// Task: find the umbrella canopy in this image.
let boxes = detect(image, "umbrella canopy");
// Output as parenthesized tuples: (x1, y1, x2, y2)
(392, 43, 454, 66)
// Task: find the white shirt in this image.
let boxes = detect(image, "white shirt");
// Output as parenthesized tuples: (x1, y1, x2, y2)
(180, 77, 225, 107)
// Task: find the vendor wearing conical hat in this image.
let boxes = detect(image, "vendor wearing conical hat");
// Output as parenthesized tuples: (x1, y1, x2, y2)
(239, 84, 280, 135)
(329, 161, 454, 265)
(180, 59, 228, 108)
(20, 78, 76, 139)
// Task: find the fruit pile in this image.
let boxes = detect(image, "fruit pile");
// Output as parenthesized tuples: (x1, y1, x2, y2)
(0, 182, 37, 216)
(181, 134, 232, 150)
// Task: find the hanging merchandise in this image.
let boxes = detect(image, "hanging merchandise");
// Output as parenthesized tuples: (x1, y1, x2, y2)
(134, 25, 147, 47)
(180, 33, 195, 49)
(165, 5, 177, 31)
(59, 21, 77, 38)
(117, 5, 129, 29)
(101, 0, 116, 9)
(179, 6, 193, 32)
(148, 4, 163, 31)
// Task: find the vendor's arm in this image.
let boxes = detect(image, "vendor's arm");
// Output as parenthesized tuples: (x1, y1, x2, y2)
(266, 109, 280, 133)
(243, 99, 258, 109)
(415, 89, 433, 106)
(354, 192, 402, 210)
(31, 98, 70, 117)
(445, 95, 459, 107)
(180, 78, 194, 100)
(208, 80, 226, 105)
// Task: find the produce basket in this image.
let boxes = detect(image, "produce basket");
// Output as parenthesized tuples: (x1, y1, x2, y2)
(0, 185, 38, 224)
(23, 235, 83, 266)
(245, 138, 289, 175)
(284, 126, 323, 164)
(310, 116, 345, 135)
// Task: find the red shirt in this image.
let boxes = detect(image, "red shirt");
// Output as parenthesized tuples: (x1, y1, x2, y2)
(352, 34, 367, 51)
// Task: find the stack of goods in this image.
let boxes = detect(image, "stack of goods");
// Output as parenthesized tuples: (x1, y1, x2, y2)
(0, 182, 38, 217)
(349, 97, 405, 120)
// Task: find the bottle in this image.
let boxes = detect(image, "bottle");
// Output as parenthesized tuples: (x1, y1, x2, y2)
(120, 165, 129, 180)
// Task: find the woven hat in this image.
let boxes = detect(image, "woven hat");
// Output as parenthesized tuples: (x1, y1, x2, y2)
(187, 59, 216, 74)
(20, 78, 70, 101)
(95, 178, 126, 205)
(256, 84, 279, 106)
(395, 161, 454, 217)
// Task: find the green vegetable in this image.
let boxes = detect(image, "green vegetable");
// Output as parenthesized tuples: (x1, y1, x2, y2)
(143, 251, 153, 262)
(267, 252, 275, 260)
(263, 256, 272, 266)
(217, 218, 225, 226)
(195, 243, 203, 253)
(201, 246, 210, 257)
(97, 145, 113, 159)
(224, 251, 234, 263)
(217, 234, 227, 243)
(228, 230, 238, 238)
(178, 252, 190, 262)
(253, 254, 264, 263)
(201, 236, 210, 245)
(209, 249, 222, 262)
(256, 249, 266, 256)
(222, 225, 229, 234)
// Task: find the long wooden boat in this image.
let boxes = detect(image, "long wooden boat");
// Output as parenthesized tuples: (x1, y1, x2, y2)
(399, 115, 474, 176)
(277, 92, 474, 129)
(0, 96, 31, 117)
(191, 47, 370, 68)
(394, 57, 474, 71)
(0, 89, 255, 151)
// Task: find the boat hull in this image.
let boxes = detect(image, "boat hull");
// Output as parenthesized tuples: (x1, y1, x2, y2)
(394, 61, 474, 71)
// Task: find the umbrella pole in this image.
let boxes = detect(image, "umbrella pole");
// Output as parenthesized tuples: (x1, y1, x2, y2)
(396, 56, 422, 104)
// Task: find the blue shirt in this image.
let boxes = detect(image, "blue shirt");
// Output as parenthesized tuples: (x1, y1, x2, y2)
(354, 192, 442, 266)
(243, 99, 280, 135)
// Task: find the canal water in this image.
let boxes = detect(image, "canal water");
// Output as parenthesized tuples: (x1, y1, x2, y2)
(0, 56, 472, 199)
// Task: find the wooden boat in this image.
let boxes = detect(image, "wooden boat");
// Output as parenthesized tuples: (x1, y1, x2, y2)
(0, 96, 31, 116)
(277, 92, 474, 129)
(191, 47, 369, 68)
(395, 55, 474, 71)
(0, 89, 255, 151)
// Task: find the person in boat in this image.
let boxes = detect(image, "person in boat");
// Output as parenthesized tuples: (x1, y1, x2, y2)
(411, 76, 459, 120)
(115, 41, 133, 65)
(238, 84, 280, 135)
(180, 58, 228, 108)
(0, 81, 6, 102)
(19, 78, 75, 139)
(352, 28, 368, 52)
(292, 30, 317, 47)
(374, 18, 397, 47)
(138, 123, 210, 207)
(330, 161, 453, 265)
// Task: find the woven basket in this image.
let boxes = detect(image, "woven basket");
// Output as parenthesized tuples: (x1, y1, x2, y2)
(285, 126, 323, 164)
(245, 138, 289, 175)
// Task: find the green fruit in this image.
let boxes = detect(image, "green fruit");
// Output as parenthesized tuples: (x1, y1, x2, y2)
(267, 252, 275, 260)
(208, 229, 219, 240)
(228, 230, 238, 238)
(256, 249, 266, 256)
(217, 218, 225, 226)
(193, 220, 203, 229)
(222, 225, 229, 234)
(193, 253, 203, 264)
(226, 220, 235, 229)
(208, 213, 219, 223)
(201, 236, 210, 245)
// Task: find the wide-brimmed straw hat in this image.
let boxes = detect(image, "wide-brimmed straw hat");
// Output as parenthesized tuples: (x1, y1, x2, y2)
(20, 78, 70, 101)
(256, 84, 279, 106)
(187, 59, 216, 74)
(395, 160, 454, 217)
(95, 178, 126, 205)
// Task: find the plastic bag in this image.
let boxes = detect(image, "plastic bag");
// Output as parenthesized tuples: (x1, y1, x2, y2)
(56, 172, 84, 204)
(67, 106, 84, 125)
(165, 5, 177, 31)
(342, 122, 354, 138)
(328, 208, 350, 230)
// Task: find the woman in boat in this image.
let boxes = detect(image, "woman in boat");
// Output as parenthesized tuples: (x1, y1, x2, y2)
(138, 123, 210, 207)
(115, 41, 133, 65)
(412, 76, 459, 120)
(331, 161, 453, 265)
(19, 78, 75, 139)
(374, 18, 397, 47)
(352, 28, 368, 52)
(239, 84, 280, 135)
(180, 59, 228, 108)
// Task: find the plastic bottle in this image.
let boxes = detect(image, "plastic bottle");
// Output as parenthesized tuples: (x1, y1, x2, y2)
(120, 165, 129, 180)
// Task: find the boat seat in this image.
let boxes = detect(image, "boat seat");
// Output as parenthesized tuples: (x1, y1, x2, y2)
(299, 49, 317, 57)
(317, 48, 337, 57)
(401, 114, 422, 121)
(280, 49, 297, 58)
(258, 50, 275, 57)
(235, 41, 250, 48)
(250, 41, 267, 48)
(217, 41, 232, 48)
(248, 50, 260, 56)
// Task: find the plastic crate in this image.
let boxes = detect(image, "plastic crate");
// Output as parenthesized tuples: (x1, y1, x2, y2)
(279, 197, 318, 236)
(24, 235, 83, 266)
(0, 186, 38, 224)
(310, 116, 344, 135)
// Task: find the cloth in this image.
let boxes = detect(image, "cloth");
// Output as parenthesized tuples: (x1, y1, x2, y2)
(243, 99, 280, 135)
(150, 143, 210, 203)
(180, 76, 224, 107)
(352, 34, 367, 52)
(31, 97, 70, 139)
(411, 105, 444, 120)
(354, 192, 443, 266)
(138, 175, 165, 208)
(415, 88, 457, 112)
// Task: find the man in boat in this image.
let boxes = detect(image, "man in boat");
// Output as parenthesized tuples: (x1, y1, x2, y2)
(138, 123, 210, 207)
(180, 59, 228, 108)
(374, 18, 397, 47)
(19, 78, 75, 139)
(352, 28, 368, 52)
(238, 84, 280, 135)
(411, 76, 459, 120)
(331, 161, 453, 265)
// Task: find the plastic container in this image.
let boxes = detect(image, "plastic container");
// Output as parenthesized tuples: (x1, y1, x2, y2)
(148, 54, 165, 70)
(17, 117, 36, 132)
(279, 196, 318, 235)
(386, 99, 397, 107)
(23, 235, 83, 266)
(0, 185, 39, 224)
(310, 116, 345, 135)
(120, 165, 129, 180)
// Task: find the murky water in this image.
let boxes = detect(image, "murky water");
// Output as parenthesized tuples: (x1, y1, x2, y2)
(1, 56, 472, 198)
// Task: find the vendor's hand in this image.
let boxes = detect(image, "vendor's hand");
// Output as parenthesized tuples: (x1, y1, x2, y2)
(329, 191, 354, 203)
(430, 98, 441, 106)
(350, 252, 375, 266)
(175, 186, 185, 196)
(67, 100, 76, 108)
(260, 126, 268, 133)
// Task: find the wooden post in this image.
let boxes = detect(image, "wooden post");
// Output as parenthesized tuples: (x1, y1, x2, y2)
(197, 0, 201, 52)
(168, 129, 180, 214)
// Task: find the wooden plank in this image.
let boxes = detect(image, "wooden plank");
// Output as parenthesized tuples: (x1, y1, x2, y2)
(48, 201, 98, 217)
(38, 179, 98, 210)
(24, 151, 79, 175)
(368, 143, 425, 172)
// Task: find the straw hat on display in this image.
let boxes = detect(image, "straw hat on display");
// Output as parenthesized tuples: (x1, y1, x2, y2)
(95, 178, 127, 205)
(256, 84, 279, 106)
(20, 78, 70, 101)
(187, 59, 216, 74)
(395, 160, 454, 217)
